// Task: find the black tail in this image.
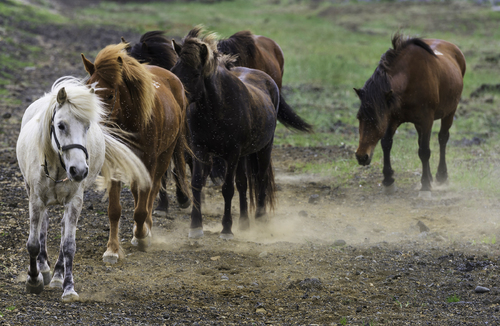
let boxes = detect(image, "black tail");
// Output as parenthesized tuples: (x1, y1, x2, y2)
(209, 156, 226, 186)
(246, 154, 276, 212)
(277, 94, 313, 133)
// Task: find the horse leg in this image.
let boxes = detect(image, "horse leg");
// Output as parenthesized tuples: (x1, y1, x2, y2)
(58, 197, 83, 302)
(189, 152, 211, 238)
(381, 126, 398, 194)
(131, 186, 153, 251)
(235, 158, 249, 231)
(37, 210, 51, 285)
(416, 123, 433, 193)
(220, 154, 239, 239)
(436, 114, 454, 184)
(26, 198, 46, 294)
(153, 175, 169, 217)
(103, 181, 123, 264)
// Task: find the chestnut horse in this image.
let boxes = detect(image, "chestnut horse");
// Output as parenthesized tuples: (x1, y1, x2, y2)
(171, 27, 279, 239)
(354, 33, 466, 196)
(126, 29, 311, 214)
(81, 43, 189, 263)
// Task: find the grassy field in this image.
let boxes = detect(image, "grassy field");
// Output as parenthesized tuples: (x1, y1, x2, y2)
(4, 0, 500, 194)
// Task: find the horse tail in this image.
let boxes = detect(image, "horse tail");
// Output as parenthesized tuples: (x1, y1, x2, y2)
(246, 154, 276, 212)
(277, 94, 313, 133)
(171, 126, 191, 205)
(98, 127, 151, 192)
(209, 156, 226, 186)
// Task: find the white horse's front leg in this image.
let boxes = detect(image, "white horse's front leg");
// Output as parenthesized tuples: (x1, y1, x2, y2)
(26, 197, 46, 294)
(53, 196, 83, 302)
(37, 211, 51, 285)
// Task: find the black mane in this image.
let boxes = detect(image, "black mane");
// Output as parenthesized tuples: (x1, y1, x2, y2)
(217, 30, 257, 67)
(129, 31, 177, 70)
(358, 32, 436, 123)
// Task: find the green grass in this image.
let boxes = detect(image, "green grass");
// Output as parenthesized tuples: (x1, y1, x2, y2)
(446, 294, 461, 303)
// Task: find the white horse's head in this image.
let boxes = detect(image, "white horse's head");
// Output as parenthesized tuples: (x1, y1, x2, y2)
(50, 87, 91, 181)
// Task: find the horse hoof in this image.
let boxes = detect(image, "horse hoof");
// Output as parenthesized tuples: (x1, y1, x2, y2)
(418, 191, 432, 199)
(219, 232, 234, 240)
(61, 290, 79, 302)
(26, 273, 44, 294)
(189, 227, 204, 239)
(41, 270, 52, 286)
(383, 183, 396, 195)
(179, 198, 192, 209)
(49, 276, 64, 289)
(103, 251, 119, 264)
(153, 209, 167, 217)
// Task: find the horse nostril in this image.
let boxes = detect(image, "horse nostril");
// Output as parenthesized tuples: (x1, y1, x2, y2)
(83, 168, 88, 179)
(70, 166, 77, 176)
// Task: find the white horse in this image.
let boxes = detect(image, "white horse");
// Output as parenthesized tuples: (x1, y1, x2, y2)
(16, 77, 151, 302)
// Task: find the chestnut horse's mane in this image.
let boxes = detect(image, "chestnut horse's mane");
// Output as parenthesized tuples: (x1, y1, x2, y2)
(94, 43, 155, 126)
(358, 32, 436, 124)
(217, 30, 257, 67)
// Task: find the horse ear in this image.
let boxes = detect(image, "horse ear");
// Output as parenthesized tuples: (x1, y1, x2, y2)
(353, 88, 362, 98)
(172, 39, 182, 56)
(121, 37, 131, 51)
(57, 87, 67, 105)
(81, 53, 95, 75)
(117, 56, 123, 68)
(385, 89, 394, 102)
(200, 44, 209, 66)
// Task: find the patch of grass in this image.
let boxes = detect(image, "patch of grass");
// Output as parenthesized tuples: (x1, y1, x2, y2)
(340, 316, 347, 325)
(446, 294, 461, 303)
(6, 306, 16, 311)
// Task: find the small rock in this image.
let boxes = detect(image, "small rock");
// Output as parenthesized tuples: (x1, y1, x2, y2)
(299, 278, 322, 291)
(308, 194, 320, 204)
(356, 306, 363, 313)
(258, 251, 268, 258)
(298, 210, 308, 217)
(333, 239, 346, 246)
(2, 113, 11, 119)
(475, 286, 490, 293)
(221, 275, 229, 281)
(255, 308, 266, 313)
(417, 220, 430, 232)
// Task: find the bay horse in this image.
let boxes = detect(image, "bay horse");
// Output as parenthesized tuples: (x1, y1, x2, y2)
(354, 33, 466, 196)
(17, 77, 150, 301)
(81, 42, 190, 263)
(170, 27, 279, 239)
(126, 29, 312, 215)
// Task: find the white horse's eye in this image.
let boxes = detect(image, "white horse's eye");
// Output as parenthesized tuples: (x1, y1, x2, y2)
(58, 123, 65, 131)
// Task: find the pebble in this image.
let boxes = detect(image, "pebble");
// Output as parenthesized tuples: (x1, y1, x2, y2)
(298, 210, 308, 217)
(333, 240, 346, 246)
(417, 221, 430, 232)
(299, 278, 322, 291)
(258, 251, 268, 258)
(475, 286, 490, 293)
(221, 275, 229, 281)
(308, 194, 320, 204)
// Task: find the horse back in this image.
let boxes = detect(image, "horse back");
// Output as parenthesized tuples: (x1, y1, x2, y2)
(391, 39, 465, 121)
(253, 35, 285, 89)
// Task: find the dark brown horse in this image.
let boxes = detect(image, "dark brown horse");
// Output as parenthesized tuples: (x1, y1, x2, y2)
(354, 33, 466, 196)
(81, 43, 190, 262)
(170, 27, 279, 239)
(126, 29, 312, 215)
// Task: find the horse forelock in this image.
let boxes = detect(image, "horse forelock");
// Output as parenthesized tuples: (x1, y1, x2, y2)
(38, 77, 105, 163)
(94, 43, 155, 126)
(181, 27, 219, 76)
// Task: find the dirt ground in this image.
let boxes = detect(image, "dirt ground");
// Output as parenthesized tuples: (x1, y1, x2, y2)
(2, 1, 500, 325)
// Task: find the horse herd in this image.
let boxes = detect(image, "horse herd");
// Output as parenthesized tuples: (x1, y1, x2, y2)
(15, 26, 466, 301)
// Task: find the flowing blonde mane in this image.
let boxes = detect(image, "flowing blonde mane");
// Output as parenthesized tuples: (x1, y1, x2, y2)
(38, 77, 106, 164)
(93, 43, 155, 126)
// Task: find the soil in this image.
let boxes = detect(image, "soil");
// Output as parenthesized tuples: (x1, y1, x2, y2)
(2, 2, 500, 325)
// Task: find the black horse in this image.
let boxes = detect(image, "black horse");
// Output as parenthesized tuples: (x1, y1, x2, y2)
(170, 27, 280, 239)
(125, 30, 312, 215)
